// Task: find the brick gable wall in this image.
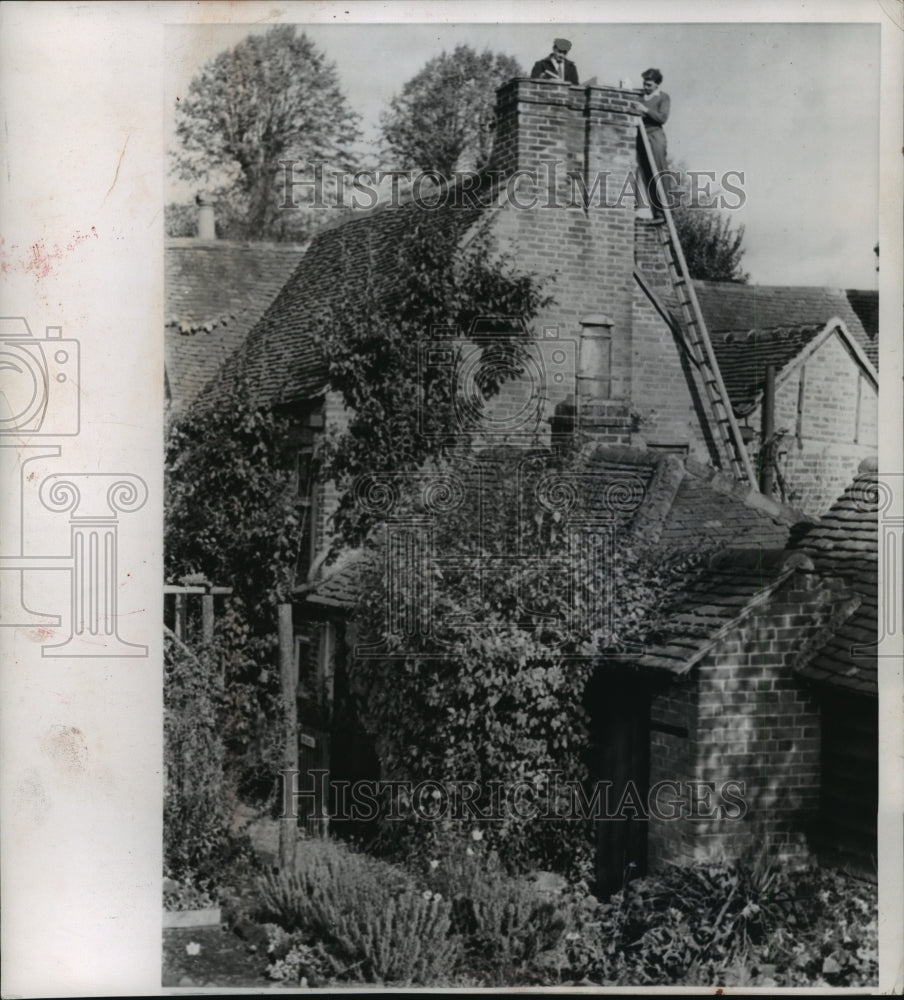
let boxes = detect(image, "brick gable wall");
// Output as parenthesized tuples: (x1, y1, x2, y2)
(647, 569, 855, 869)
(742, 330, 877, 516)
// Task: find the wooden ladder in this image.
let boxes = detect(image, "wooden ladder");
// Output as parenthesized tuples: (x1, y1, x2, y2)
(636, 121, 756, 485)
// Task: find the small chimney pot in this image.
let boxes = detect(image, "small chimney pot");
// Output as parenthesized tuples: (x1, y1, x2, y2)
(196, 192, 216, 240)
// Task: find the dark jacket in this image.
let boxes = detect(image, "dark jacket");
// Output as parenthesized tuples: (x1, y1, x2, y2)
(530, 56, 579, 85)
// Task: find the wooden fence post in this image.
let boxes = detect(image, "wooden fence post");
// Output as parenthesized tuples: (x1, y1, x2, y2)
(201, 592, 215, 644)
(278, 602, 298, 870)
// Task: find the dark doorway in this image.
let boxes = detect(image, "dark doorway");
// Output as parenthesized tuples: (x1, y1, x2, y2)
(587, 667, 652, 898)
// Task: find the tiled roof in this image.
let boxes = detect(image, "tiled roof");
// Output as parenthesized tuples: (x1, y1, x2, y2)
(634, 547, 796, 675)
(302, 447, 804, 632)
(693, 280, 877, 370)
(656, 461, 798, 550)
(165, 240, 306, 412)
(200, 201, 485, 412)
(708, 323, 824, 415)
(787, 461, 878, 695)
(694, 281, 867, 339)
(638, 273, 878, 416)
(845, 289, 879, 365)
(303, 445, 660, 611)
(629, 454, 803, 674)
(635, 460, 879, 693)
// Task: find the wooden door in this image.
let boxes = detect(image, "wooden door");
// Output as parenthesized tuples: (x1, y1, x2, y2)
(589, 670, 651, 898)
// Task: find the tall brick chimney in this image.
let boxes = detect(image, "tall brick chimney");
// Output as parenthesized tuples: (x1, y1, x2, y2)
(488, 79, 643, 443)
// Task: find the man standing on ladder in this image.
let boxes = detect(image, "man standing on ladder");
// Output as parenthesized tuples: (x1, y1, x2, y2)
(635, 68, 672, 211)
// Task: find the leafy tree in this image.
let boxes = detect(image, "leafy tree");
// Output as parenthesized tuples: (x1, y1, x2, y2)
(165, 379, 309, 801)
(312, 213, 553, 548)
(171, 25, 360, 240)
(673, 204, 749, 283)
(165, 381, 308, 618)
(380, 46, 522, 177)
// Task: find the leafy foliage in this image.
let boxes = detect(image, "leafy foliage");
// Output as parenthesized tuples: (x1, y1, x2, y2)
(165, 379, 308, 621)
(264, 925, 340, 986)
(588, 850, 877, 987)
(165, 389, 304, 802)
(163, 626, 255, 898)
(380, 46, 522, 176)
(312, 215, 553, 548)
(258, 839, 459, 984)
(171, 26, 360, 240)
(673, 203, 749, 282)
(346, 447, 713, 874)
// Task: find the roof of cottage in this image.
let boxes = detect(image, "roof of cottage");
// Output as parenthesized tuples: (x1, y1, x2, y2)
(707, 324, 823, 415)
(845, 288, 879, 339)
(304, 449, 879, 692)
(198, 200, 486, 413)
(786, 461, 878, 695)
(636, 267, 879, 417)
(694, 280, 878, 371)
(633, 547, 797, 675)
(634, 461, 878, 693)
(302, 444, 804, 617)
(655, 465, 795, 550)
(165, 239, 307, 413)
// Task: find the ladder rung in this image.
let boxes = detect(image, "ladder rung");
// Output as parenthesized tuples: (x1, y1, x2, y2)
(638, 113, 755, 487)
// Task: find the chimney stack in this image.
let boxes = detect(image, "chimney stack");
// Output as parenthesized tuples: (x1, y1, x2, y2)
(196, 192, 215, 240)
(486, 80, 642, 445)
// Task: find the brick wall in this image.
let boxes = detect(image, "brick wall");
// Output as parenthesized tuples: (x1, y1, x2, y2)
(461, 82, 748, 461)
(648, 680, 698, 868)
(646, 570, 855, 868)
(745, 330, 878, 516)
(479, 81, 645, 446)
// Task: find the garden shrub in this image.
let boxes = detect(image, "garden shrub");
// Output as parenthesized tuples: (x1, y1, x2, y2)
(257, 839, 459, 985)
(163, 625, 255, 903)
(415, 829, 604, 985)
(253, 835, 875, 987)
(588, 851, 878, 987)
(264, 924, 342, 986)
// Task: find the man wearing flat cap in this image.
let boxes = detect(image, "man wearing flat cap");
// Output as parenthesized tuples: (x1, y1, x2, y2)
(531, 39, 579, 84)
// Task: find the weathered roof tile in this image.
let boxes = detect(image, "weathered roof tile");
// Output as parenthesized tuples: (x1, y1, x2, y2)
(165, 239, 306, 413)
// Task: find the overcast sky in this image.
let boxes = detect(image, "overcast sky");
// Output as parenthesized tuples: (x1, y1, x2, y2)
(166, 21, 880, 288)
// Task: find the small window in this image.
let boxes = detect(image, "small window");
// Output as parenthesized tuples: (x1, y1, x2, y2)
(579, 318, 613, 399)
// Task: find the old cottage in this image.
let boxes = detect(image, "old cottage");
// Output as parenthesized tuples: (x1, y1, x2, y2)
(186, 77, 879, 890)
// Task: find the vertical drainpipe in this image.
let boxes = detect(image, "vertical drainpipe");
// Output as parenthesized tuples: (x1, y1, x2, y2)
(759, 364, 776, 495)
